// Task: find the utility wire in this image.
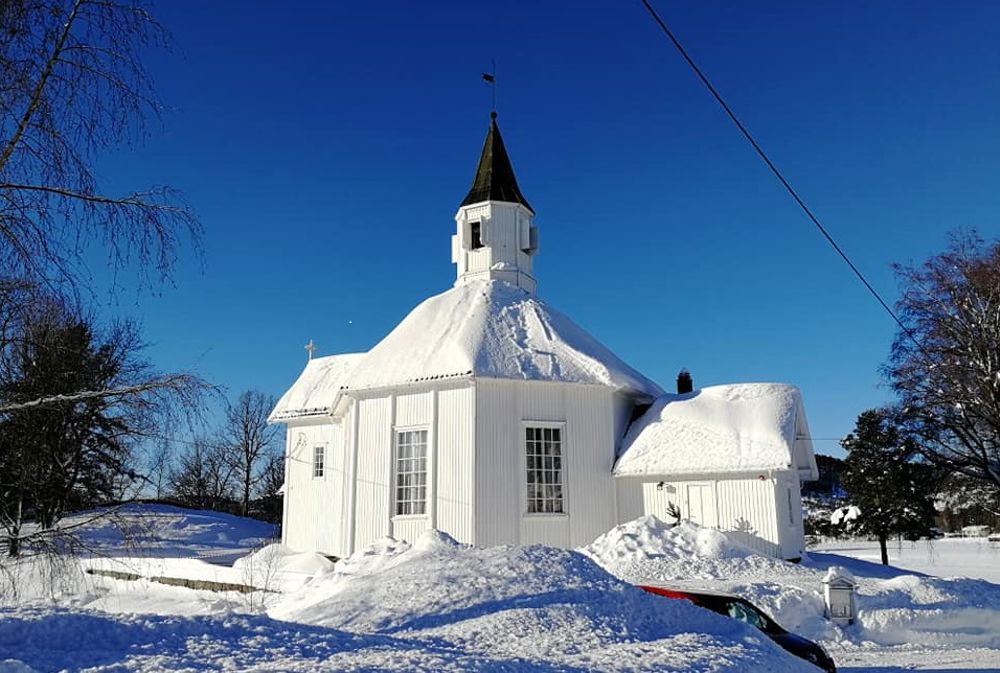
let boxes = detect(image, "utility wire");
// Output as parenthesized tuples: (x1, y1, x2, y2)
(638, 0, 911, 339)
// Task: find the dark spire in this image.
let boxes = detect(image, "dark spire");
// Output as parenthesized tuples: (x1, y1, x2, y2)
(460, 113, 533, 213)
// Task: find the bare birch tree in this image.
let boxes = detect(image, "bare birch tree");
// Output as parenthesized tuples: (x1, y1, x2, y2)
(0, 0, 199, 284)
(888, 232, 1000, 491)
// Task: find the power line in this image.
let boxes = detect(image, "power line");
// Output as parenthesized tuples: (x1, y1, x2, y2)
(637, 0, 912, 339)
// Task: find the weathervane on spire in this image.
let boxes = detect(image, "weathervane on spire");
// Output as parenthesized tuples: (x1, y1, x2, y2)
(482, 59, 496, 117)
(304, 339, 317, 361)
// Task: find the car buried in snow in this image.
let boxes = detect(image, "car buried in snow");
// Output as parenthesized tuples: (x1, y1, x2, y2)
(638, 585, 836, 673)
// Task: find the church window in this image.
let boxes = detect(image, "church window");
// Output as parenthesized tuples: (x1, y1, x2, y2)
(525, 426, 563, 514)
(394, 429, 428, 516)
(470, 221, 484, 250)
(312, 446, 325, 479)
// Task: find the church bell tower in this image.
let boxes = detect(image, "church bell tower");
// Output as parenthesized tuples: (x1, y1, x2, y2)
(452, 113, 538, 294)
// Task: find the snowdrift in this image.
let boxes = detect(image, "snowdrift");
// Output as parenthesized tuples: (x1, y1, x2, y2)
(580, 515, 810, 584)
(270, 530, 814, 671)
(856, 574, 1000, 647)
(582, 516, 1000, 657)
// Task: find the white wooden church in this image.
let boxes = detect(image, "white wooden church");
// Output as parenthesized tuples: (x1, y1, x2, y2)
(270, 114, 819, 560)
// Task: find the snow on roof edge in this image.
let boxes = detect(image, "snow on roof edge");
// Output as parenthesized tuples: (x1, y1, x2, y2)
(268, 353, 366, 423)
(614, 382, 810, 477)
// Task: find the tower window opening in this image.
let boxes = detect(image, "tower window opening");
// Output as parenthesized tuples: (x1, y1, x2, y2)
(470, 221, 484, 250)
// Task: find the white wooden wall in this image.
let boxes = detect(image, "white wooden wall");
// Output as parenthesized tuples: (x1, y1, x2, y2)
(474, 379, 619, 549)
(777, 473, 806, 559)
(436, 386, 476, 541)
(350, 384, 476, 553)
(617, 473, 801, 559)
(282, 419, 347, 556)
(285, 378, 638, 556)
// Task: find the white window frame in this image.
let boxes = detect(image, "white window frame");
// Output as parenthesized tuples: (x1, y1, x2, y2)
(392, 426, 429, 518)
(522, 421, 567, 516)
(312, 445, 326, 480)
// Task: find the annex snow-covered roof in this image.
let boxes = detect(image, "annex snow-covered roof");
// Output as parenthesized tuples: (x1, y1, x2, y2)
(615, 383, 817, 477)
(341, 279, 663, 398)
(268, 353, 365, 422)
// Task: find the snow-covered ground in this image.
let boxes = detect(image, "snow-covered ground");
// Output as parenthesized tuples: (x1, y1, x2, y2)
(2, 506, 1000, 672)
(810, 537, 1000, 584)
(582, 517, 1000, 671)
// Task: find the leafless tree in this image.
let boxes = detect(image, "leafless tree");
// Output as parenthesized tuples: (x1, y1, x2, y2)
(221, 390, 279, 517)
(0, 0, 199, 285)
(888, 232, 1000, 491)
(259, 453, 285, 502)
(137, 438, 173, 500)
(253, 451, 285, 524)
(168, 438, 236, 512)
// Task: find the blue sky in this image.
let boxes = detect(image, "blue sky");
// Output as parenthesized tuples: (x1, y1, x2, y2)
(92, 1, 1000, 457)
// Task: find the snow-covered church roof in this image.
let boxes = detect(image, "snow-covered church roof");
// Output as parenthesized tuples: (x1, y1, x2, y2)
(268, 353, 364, 422)
(615, 383, 818, 478)
(340, 279, 663, 398)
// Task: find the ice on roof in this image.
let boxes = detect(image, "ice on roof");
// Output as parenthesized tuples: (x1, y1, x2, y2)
(268, 353, 365, 422)
(341, 279, 663, 398)
(615, 383, 817, 477)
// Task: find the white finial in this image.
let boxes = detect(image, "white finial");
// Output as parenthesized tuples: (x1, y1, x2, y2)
(305, 339, 317, 361)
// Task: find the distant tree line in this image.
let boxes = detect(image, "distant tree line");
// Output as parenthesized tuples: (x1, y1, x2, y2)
(162, 390, 284, 524)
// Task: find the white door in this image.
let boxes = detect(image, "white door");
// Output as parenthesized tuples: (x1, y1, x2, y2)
(686, 483, 716, 527)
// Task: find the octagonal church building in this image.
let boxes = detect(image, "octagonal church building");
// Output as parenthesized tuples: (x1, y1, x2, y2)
(270, 114, 818, 560)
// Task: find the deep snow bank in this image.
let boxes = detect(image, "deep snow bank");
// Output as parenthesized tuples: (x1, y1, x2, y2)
(269, 530, 814, 672)
(231, 542, 334, 577)
(582, 516, 1000, 656)
(580, 515, 809, 584)
(856, 574, 1000, 647)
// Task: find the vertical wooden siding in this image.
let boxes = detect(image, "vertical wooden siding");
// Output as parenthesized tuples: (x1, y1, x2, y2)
(349, 385, 474, 550)
(436, 385, 476, 543)
(778, 474, 806, 558)
(353, 396, 393, 550)
(564, 385, 618, 547)
(632, 475, 785, 558)
(282, 420, 345, 556)
(475, 379, 618, 549)
(474, 379, 518, 546)
(715, 478, 781, 557)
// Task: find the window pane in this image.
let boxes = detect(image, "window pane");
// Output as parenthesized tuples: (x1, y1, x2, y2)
(525, 426, 564, 515)
(395, 429, 428, 516)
